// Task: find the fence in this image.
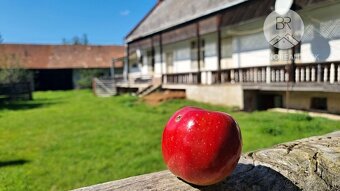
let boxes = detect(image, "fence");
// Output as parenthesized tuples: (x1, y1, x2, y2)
(0, 82, 32, 101)
(92, 77, 117, 97)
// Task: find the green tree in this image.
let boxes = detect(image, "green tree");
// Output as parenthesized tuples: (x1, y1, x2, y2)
(82, 34, 88, 45)
(0, 54, 32, 84)
(75, 69, 109, 89)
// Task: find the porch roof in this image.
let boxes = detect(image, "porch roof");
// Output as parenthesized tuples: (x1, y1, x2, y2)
(126, 0, 334, 43)
(126, 0, 247, 43)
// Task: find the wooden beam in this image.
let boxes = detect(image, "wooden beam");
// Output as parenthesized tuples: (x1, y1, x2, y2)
(126, 44, 130, 83)
(196, 22, 201, 84)
(160, 33, 163, 75)
(151, 38, 155, 73)
(289, 47, 296, 82)
(217, 14, 222, 83)
(289, 3, 298, 83)
(74, 131, 340, 191)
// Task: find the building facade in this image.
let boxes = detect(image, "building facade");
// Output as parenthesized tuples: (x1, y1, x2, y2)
(124, 0, 340, 114)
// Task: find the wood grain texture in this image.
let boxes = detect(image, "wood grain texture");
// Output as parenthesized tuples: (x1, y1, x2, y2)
(74, 131, 340, 191)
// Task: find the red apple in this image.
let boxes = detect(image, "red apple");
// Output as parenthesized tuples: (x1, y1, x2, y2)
(162, 106, 242, 186)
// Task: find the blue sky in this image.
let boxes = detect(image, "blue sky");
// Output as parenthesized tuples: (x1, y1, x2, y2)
(0, 0, 156, 45)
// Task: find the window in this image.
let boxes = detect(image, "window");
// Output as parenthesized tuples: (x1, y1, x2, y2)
(147, 50, 152, 64)
(222, 37, 232, 59)
(166, 52, 173, 73)
(200, 39, 205, 69)
(191, 41, 197, 61)
(311, 97, 328, 111)
(191, 41, 197, 70)
(146, 50, 153, 72)
(190, 40, 205, 70)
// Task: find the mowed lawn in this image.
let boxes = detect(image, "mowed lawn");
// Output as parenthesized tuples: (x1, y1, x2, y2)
(0, 90, 339, 191)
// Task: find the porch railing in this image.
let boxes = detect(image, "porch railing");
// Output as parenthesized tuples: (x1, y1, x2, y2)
(93, 77, 117, 97)
(162, 62, 340, 85)
(162, 72, 200, 84)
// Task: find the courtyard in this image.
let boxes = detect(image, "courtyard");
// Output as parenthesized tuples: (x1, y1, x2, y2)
(0, 90, 339, 190)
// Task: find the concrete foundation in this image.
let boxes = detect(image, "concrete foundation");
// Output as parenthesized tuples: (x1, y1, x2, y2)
(283, 91, 340, 114)
(163, 84, 340, 114)
(185, 84, 244, 110)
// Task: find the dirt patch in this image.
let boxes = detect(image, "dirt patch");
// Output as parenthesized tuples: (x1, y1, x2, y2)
(143, 90, 186, 106)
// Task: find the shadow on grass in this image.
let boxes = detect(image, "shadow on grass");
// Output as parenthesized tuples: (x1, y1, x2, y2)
(178, 163, 301, 191)
(0, 101, 60, 111)
(0, 159, 30, 168)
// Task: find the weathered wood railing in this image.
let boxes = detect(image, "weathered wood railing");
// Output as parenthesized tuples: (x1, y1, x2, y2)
(92, 77, 117, 97)
(162, 72, 200, 84)
(74, 131, 340, 191)
(162, 62, 340, 85)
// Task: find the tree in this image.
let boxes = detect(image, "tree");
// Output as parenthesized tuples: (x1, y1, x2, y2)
(0, 54, 32, 84)
(82, 34, 88, 45)
(62, 33, 89, 45)
(75, 69, 109, 89)
(0, 35, 32, 84)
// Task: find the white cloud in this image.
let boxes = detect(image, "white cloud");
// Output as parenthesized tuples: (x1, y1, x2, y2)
(120, 10, 130, 16)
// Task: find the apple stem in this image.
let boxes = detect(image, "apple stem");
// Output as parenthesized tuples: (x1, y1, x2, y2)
(175, 115, 182, 122)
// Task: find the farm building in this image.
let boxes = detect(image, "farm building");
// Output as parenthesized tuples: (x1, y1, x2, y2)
(121, 0, 340, 114)
(0, 44, 124, 90)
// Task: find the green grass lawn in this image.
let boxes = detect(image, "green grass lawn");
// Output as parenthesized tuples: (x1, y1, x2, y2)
(0, 90, 339, 191)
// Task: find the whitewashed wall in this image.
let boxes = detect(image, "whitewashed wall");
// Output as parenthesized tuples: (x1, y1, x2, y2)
(154, 47, 163, 77)
(161, 40, 193, 73)
(201, 33, 218, 71)
(154, 34, 220, 76)
(129, 1, 340, 79)
(221, 37, 233, 69)
(128, 54, 141, 74)
(232, 32, 271, 68)
(173, 40, 192, 73)
(128, 48, 154, 78)
(300, 3, 340, 63)
(141, 49, 150, 75)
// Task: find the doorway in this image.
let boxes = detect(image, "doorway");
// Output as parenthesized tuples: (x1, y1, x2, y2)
(257, 93, 283, 110)
(34, 69, 73, 91)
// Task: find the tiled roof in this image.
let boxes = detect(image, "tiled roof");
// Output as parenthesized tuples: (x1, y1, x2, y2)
(126, 0, 247, 42)
(0, 44, 125, 69)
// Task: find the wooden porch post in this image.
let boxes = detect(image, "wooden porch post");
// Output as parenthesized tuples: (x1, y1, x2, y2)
(217, 14, 222, 83)
(160, 33, 164, 83)
(111, 58, 116, 78)
(126, 44, 130, 83)
(196, 22, 201, 84)
(151, 38, 155, 75)
(289, 48, 296, 82)
(289, 4, 297, 83)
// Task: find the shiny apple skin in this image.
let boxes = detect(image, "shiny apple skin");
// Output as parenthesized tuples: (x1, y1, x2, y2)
(162, 106, 242, 186)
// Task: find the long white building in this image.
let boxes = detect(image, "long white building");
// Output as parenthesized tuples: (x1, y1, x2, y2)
(121, 0, 340, 114)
